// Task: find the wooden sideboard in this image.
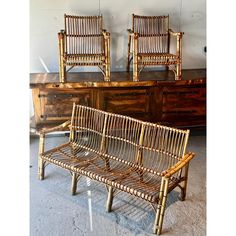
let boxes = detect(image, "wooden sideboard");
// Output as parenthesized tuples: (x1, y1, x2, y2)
(30, 69, 206, 131)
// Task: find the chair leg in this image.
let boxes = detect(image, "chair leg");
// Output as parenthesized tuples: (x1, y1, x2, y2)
(104, 63, 110, 82)
(133, 59, 138, 81)
(175, 62, 182, 80)
(106, 186, 114, 212)
(127, 35, 131, 72)
(133, 36, 139, 81)
(59, 63, 66, 83)
(127, 55, 131, 72)
(153, 177, 169, 235)
(71, 172, 79, 195)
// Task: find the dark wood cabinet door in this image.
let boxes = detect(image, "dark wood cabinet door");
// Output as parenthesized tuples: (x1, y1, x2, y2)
(161, 85, 206, 127)
(35, 89, 92, 124)
(100, 88, 151, 121)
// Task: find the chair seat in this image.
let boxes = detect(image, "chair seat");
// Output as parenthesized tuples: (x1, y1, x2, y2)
(64, 54, 105, 66)
(42, 142, 179, 203)
(137, 53, 179, 65)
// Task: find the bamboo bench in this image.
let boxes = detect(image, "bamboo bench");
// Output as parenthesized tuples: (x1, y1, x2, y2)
(38, 103, 195, 235)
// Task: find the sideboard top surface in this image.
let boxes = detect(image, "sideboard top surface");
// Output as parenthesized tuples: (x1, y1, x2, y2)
(30, 69, 206, 89)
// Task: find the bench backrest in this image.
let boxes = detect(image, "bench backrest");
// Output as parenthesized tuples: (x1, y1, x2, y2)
(69, 104, 106, 153)
(69, 104, 189, 174)
(141, 122, 189, 174)
(104, 112, 143, 164)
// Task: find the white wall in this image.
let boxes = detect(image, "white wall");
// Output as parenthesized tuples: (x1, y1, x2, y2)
(30, 0, 206, 73)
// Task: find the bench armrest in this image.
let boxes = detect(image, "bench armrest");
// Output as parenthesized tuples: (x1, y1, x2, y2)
(161, 152, 195, 178)
(40, 120, 71, 135)
(168, 29, 184, 37)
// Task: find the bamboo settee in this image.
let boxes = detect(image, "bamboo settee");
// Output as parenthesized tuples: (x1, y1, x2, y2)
(38, 104, 195, 235)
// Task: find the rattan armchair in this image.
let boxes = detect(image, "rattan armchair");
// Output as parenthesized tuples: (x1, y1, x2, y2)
(58, 14, 111, 83)
(127, 14, 184, 81)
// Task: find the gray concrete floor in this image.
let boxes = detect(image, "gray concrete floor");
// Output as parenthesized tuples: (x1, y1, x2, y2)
(30, 132, 206, 236)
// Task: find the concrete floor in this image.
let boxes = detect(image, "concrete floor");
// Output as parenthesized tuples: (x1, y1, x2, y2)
(30, 132, 206, 236)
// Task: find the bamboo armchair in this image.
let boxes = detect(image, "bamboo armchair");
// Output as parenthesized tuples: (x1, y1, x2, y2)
(127, 14, 184, 81)
(38, 104, 195, 235)
(58, 14, 111, 83)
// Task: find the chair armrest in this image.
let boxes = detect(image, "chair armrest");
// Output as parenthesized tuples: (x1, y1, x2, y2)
(58, 30, 65, 39)
(40, 120, 71, 135)
(127, 29, 139, 40)
(169, 29, 184, 37)
(102, 29, 110, 38)
(161, 152, 195, 178)
(127, 29, 134, 35)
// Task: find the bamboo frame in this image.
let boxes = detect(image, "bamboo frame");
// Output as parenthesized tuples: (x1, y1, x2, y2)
(37, 120, 71, 180)
(38, 104, 195, 235)
(127, 14, 184, 81)
(58, 14, 111, 83)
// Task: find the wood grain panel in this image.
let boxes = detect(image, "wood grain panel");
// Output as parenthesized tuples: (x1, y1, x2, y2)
(101, 88, 150, 120)
(35, 89, 92, 124)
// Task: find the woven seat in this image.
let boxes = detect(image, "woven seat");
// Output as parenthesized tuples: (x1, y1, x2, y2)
(38, 104, 195, 235)
(58, 14, 110, 82)
(127, 14, 184, 81)
(138, 53, 178, 65)
(42, 142, 179, 203)
(65, 54, 105, 65)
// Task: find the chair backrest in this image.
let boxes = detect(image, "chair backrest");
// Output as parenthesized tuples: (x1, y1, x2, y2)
(64, 14, 104, 55)
(132, 14, 170, 54)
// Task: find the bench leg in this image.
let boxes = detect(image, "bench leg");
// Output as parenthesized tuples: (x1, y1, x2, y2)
(38, 158, 45, 180)
(179, 163, 189, 201)
(38, 134, 45, 180)
(153, 177, 169, 235)
(71, 172, 79, 195)
(106, 186, 114, 212)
